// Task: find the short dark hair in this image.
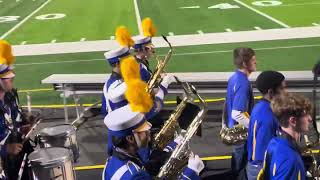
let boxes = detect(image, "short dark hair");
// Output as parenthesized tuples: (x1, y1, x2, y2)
(112, 136, 130, 149)
(256, 71, 285, 95)
(271, 93, 312, 128)
(110, 62, 120, 68)
(233, 47, 255, 69)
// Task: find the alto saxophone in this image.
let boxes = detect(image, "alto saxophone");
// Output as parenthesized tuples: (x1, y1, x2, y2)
(219, 102, 248, 145)
(153, 77, 194, 150)
(157, 84, 207, 179)
(147, 35, 172, 93)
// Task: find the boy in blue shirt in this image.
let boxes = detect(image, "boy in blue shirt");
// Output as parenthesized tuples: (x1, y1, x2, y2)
(258, 93, 312, 180)
(247, 71, 286, 180)
(226, 47, 256, 179)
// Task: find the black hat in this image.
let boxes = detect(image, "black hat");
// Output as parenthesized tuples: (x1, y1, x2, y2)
(256, 71, 285, 94)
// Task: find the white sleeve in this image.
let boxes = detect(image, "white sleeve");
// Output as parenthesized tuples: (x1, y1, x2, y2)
(107, 81, 127, 103)
(231, 110, 249, 128)
(155, 87, 164, 100)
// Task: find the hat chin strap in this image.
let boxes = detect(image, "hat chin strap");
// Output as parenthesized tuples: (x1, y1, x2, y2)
(0, 79, 6, 92)
(133, 132, 143, 148)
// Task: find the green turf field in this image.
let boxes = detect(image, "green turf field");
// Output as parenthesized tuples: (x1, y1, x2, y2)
(242, 0, 320, 27)
(1, 0, 319, 44)
(15, 37, 320, 105)
(2, 0, 138, 44)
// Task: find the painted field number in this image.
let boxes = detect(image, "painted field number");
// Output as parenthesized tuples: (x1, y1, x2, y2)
(208, 3, 240, 9)
(0, 16, 20, 23)
(0, 13, 66, 23)
(252, 1, 282, 7)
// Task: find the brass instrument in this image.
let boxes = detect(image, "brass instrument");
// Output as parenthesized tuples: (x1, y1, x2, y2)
(219, 102, 248, 145)
(303, 135, 320, 179)
(147, 35, 173, 93)
(153, 77, 194, 150)
(157, 84, 207, 179)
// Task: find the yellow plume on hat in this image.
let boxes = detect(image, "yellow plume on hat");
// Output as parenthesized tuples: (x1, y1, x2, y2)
(0, 40, 15, 65)
(115, 26, 134, 47)
(120, 56, 153, 113)
(142, 18, 157, 37)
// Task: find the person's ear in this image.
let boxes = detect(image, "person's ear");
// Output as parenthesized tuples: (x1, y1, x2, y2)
(288, 116, 297, 128)
(126, 135, 135, 144)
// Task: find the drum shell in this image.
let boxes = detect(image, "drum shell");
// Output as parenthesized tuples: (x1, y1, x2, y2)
(37, 124, 79, 161)
(28, 147, 75, 180)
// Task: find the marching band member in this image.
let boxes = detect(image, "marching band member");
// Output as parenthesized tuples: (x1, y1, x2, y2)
(132, 17, 156, 82)
(0, 40, 33, 180)
(226, 47, 256, 179)
(102, 104, 204, 180)
(258, 93, 312, 180)
(246, 71, 286, 180)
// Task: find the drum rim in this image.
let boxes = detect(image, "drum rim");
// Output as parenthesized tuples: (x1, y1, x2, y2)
(38, 124, 76, 137)
(28, 147, 73, 166)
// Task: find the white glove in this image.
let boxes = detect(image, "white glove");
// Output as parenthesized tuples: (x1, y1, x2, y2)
(174, 135, 183, 145)
(187, 154, 204, 175)
(161, 74, 175, 89)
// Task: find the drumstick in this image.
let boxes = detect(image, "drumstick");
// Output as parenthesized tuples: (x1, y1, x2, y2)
(17, 153, 27, 180)
(22, 119, 42, 144)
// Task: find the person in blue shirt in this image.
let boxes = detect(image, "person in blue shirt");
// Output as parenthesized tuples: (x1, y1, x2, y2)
(103, 104, 205, 180)
(246, 71, 286, 180)
(226, 47, 256, 179)
(258, 93, 312, 180)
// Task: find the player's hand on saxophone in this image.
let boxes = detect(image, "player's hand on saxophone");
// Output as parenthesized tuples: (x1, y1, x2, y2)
(187, 154, 205, 175)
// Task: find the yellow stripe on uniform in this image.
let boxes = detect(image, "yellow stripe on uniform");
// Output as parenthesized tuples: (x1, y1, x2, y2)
(252, 121, 257, 161)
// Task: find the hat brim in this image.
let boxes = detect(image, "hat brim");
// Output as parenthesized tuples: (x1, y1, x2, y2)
(134, 121, 152, 133)
(1, 71, 15, 79)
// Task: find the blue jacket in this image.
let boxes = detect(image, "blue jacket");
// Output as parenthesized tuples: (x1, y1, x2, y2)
(103, 147, 200, 180)
(226, 70, 254, 128)
(247, 99, 279, 164)
(258, 133, 306, 180)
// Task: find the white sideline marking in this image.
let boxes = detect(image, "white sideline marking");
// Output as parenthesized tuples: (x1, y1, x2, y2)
(254, 26, 262, 30)
(15, 44, 320, 66)
(0, 0, 51, 39)
(168, 32, 174, 36)
(312, 23, 319, 26)
(225, 28, 233, 32)
(197, 30, 204, 35)
(80, 38, 86, 42)
(232, 0, 290, 28)
(179, 6, 200, 9)
(51, 39, 56, 43)
(20, 41, 27, 45)
(133, 0, 143, 35)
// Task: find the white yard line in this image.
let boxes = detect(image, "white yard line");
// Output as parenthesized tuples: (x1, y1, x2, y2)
(312, 23, 319, 26)
(168, 32, 175, 36)
(80, 38, 86, 42)
(0, 0, 51, 39)
(15, 44, 320, 66)
(133, 0, 143, 35)
(110, 36, 115, 40)
(225, 28, 233, 32)
(20, 41, 27, 45)
(51, 39, 56, 43)
(197, 30, 204, 35)
(254, 26, 262, 30)
(232, 0, 290, 28)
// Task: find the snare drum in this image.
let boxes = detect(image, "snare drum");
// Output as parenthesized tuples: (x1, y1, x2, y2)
(28, 147, 75, 180)
(37, 124, 79, 161)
